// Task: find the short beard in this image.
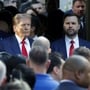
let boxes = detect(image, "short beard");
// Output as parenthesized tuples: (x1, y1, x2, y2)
(64, 30, 78, 38)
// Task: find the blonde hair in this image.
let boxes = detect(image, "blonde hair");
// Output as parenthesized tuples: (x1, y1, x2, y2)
(13, 13, 31, 25)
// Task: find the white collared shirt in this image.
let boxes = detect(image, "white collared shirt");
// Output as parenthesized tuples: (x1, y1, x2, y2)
(65, 35, 79, 58)
(15, 34, 31, 56)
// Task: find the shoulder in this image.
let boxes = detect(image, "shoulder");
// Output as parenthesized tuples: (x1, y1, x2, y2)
(1, 35, 16, 42)
(56, 82, 84, 90)
(79, 38, 90, 44)
(79, 38, 90, 48)
(51, 38, 65, 46)
(65, 9, 73, 14)
(28, 37, 33, 43)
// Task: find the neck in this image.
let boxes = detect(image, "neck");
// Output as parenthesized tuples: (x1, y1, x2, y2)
(66, 34, 77, 39)
(62, 70, 76, 82)
(50, 73, 60, 82)
(31, 64, 47, 74)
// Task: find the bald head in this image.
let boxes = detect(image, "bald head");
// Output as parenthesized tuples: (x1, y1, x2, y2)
(63, 55, 90, 88)
(63, 55, 89, 72)
(32, 36, 51, 53)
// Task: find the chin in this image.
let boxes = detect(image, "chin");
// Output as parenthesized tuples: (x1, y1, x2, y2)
(25, 33, 30, 37)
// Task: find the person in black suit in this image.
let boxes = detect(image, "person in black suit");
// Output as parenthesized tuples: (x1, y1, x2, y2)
(55, 55, 90, 90)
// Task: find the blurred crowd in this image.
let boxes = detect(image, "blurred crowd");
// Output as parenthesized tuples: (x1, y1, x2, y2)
(0, 0, 89, 90)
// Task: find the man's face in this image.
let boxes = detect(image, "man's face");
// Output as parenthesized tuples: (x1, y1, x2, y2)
(57, 59, 65, 81)
(72, 1, 86, 17)
(77, 64, 90, 88)
(31, 3, 46, 14)
(13, 18, 31, 38)
(63, 16, 80, 38)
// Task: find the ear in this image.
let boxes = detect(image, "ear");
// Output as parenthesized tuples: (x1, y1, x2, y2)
(45, 59, 51, 69)
(53, 66, 59, 75)
(31, 26, 35, 31)
(13, 25, 16, 33)
(74, 70, 82, 80)
(48, 48, 51, 53)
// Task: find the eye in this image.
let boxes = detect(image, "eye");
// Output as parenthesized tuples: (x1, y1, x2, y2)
(72, 22, 76, 25)
(38, 7, 42, 9)
(65, 22, 70, 24)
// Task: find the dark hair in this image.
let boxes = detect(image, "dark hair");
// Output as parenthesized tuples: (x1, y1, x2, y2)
(0, 52, 26, 82)
(63, 13, 80, 24)
(47, 52, 63, 73)
(29, 46, 48, 65)
(73, 46, 90, 61)
(4, 6, 19, 17)
(73, 0, 86, 5)
(12, 64, 36, 89)
(31, 15, 41, 34)
(30, 0, 40, 5)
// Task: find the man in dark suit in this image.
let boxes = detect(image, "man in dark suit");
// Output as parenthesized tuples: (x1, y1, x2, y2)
(0, 13, 33, 57)
(55, 55, 90, 90)
(65, 0, 86, 39)
(51, 13, 90, 59)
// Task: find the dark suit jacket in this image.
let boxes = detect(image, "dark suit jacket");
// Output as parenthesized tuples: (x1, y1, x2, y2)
(51, 37, 90, 59)
(55, 81, 87, 90)
(0, 35, 33, 55)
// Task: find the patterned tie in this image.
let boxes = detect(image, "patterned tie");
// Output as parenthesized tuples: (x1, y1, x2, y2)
(21, 39, 28, 57)
(69, 40, 74, 56)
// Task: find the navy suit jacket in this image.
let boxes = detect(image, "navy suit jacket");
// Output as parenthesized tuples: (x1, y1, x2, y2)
(0, 35, 33, 55)
(55, 81, 87, 90)
(51, 37, 90, 59)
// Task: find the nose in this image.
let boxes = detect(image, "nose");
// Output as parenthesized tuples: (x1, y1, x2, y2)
(69, 23, 73, 27)
(79, 7, 83, 10)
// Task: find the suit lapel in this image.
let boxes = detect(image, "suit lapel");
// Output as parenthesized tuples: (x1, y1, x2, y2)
(10, 36, 21, 54)
(60, 38, 67, 59)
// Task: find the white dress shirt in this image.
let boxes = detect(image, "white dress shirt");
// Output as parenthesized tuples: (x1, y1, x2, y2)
(15, 34, 31, 56)
(65, 35, 79, 58)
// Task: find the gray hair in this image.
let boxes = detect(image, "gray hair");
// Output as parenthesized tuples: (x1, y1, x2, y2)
(32, 36, 50, 51)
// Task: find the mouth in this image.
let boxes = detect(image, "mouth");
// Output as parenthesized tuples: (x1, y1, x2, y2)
(67, 29, 74, 31)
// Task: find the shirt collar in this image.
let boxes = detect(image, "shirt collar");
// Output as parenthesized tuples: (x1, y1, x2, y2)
(15, 34, 28, 44)
(65, 35, 79, 44)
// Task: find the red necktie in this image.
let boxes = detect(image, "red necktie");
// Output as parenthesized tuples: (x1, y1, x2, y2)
(21, 39, 28, 57)
(69, 40, 74, 56)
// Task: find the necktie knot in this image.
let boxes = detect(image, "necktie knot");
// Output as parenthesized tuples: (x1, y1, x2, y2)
(70, 40, 74, 44)
(69, 40, 74, 56)
(21, 39, 25, 44)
